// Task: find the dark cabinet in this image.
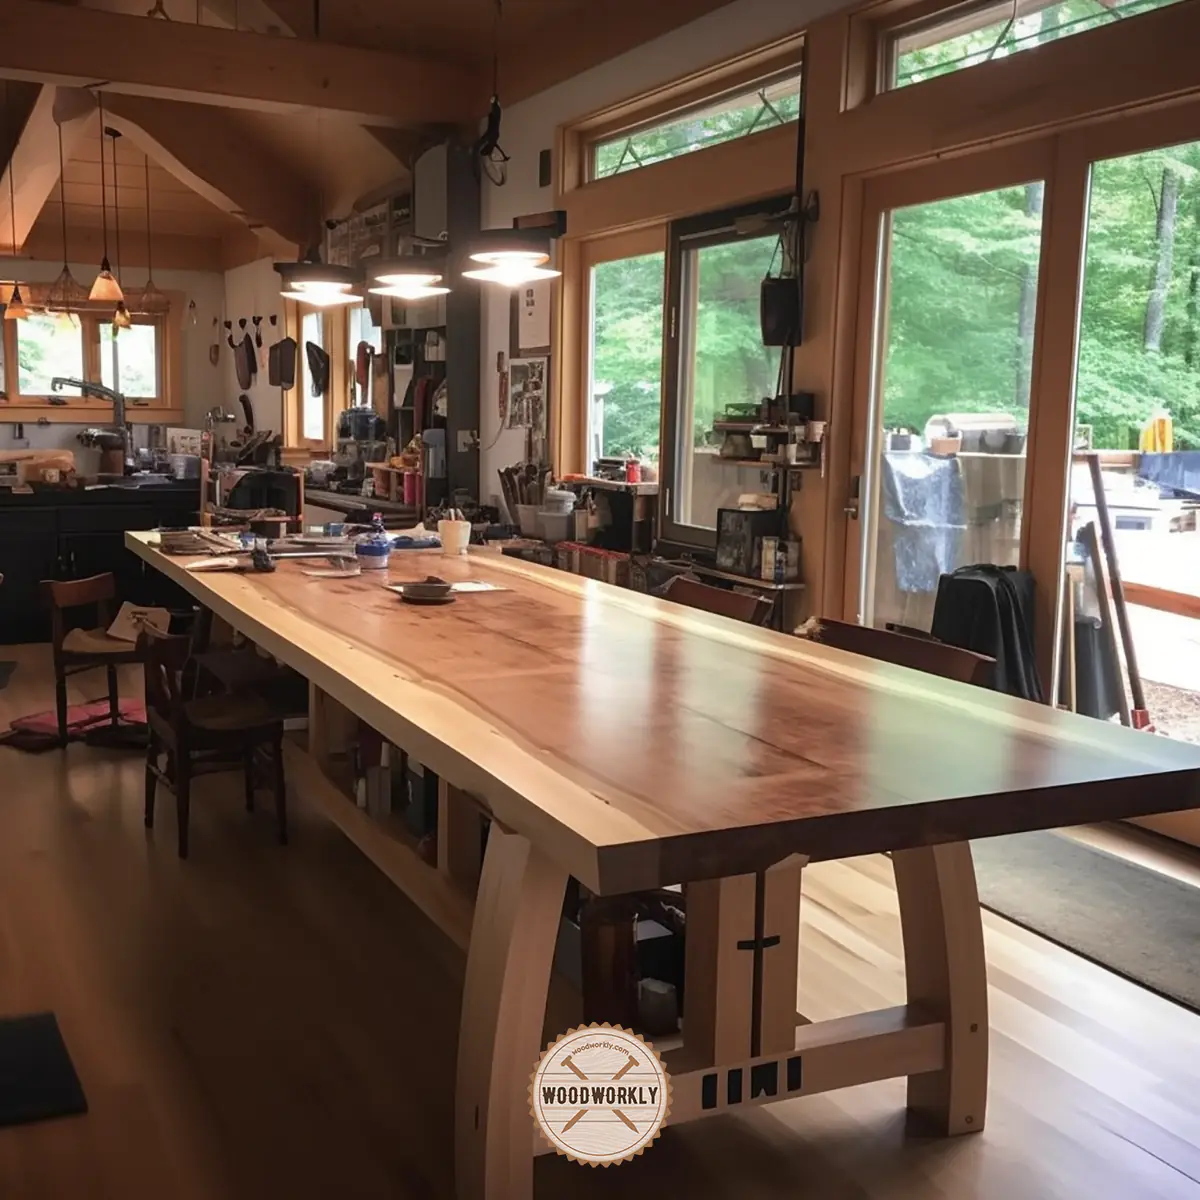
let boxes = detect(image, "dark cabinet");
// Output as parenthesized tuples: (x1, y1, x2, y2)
(0, 509, 60, 643)
(0, 490, 199, 643)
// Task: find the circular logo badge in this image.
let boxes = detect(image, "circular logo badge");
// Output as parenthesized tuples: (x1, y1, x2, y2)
(530, 1024, 671, 1167)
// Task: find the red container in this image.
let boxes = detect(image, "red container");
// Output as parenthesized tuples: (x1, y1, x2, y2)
(625, 459, 642, 483)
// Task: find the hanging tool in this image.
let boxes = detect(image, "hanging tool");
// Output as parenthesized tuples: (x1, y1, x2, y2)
(209, 317, 220, 366)
(224, 320, 236, 349)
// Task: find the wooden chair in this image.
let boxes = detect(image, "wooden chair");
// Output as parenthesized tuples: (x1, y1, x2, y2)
(665, 575, 773, 626)
(140, 628, 288, 859)
(806, 617, 995, 687)
(42, 573, 141, 745)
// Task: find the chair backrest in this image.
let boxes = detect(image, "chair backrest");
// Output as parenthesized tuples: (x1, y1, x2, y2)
(666, 576, 772, 626)
(807, 617, 995, 687)
(41, 572, 118, 654)
(138, 628, 192, 726)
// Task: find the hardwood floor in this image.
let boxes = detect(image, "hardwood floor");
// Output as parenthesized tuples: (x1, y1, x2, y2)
(2, 643, 1200, 1199)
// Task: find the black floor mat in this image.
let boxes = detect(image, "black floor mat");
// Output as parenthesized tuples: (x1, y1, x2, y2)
(0, 1012, 88, 1129)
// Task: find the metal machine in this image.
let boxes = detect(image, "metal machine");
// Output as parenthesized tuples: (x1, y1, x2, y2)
(334, 404, 389, 488)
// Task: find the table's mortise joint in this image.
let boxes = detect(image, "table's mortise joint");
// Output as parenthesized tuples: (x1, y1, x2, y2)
(701, 1056, 802, 1111)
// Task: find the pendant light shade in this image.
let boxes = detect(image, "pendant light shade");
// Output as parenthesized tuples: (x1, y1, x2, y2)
(89, 96, 125, 305)
(461, 226, 562, 288)
(275, 254, 364, 306)
(3, 284, 27, 320)
(369, 256, 451, 300)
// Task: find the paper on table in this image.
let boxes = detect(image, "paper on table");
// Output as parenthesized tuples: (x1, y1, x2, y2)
(107, 602, 171, 642)
(385, 581, 507, 596)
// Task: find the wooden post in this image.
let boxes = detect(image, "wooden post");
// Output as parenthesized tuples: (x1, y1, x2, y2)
(891, 843, 989, 1136)
(437, 778, 484, 897)
(684, 859, 804, 1067)
(456, 824, 567, 1200)
(307, 681, 357, 772)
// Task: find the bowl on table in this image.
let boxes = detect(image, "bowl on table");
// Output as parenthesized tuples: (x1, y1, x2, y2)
(397, 576, 456, 605)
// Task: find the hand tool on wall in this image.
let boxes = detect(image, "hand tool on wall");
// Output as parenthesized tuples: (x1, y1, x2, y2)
(209, 318, 220, 366)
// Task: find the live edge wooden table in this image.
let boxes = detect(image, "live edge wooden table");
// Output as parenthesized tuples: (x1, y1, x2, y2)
(126, 531, 1200, 1199)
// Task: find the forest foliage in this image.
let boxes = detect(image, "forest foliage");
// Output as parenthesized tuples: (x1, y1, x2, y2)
(589, 0, 1200, 460)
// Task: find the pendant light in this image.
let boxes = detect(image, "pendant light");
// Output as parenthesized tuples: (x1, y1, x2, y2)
(88, 96, 124, 304)
(461, 227, 562, 288)
(2, 82, 28, 320)
(135, 153, 169, 315)
(369, 256, 450, 301)
(106, 125, 132, 330)
(47, 119, 86, 328)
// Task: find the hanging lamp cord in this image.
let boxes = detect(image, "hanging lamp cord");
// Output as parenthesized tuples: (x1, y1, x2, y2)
(6, 81, 18, 256)
(57, 122, 70, 270)
(109, 128, 122, 284)
(144, 154, 154, 282)
(98, 93, 111, 261)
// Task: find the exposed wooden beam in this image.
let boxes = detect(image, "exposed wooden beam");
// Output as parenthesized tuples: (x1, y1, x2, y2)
(0, 81, 42, 173)
(20, 220, 223, 272)
(0, 0, 488, 126)
(102, 94, 318, 251)
(0, 86, 93, 252)
(503, 0, 736, 105)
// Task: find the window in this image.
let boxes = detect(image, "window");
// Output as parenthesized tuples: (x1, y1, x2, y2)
(301, 309, 326, 442)
(588, 250, 666, 469)
(591, 69, 802, 182)
(15, 312, 85, 396)
(100, 321, 160, 399)
(889, 0, 1185, 90)
(661, 201, 789, 546)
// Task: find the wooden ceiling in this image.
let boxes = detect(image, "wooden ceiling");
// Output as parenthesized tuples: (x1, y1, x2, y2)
(2, 0, 737, 267)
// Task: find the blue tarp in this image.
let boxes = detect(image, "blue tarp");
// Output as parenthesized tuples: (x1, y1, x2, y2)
(1139, 451, 1200, 499)
(881, 452, 966, 593)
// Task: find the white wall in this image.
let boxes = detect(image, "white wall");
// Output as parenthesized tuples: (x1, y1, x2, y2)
(222, 257, 288, 436)
(478, 0, 841, 503)
(0, 259, 225, 469)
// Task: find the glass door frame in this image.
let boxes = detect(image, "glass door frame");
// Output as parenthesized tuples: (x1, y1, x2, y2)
(659, 193, 794, 553)
(573, 226, 668, 476)
(841, 98, 1200, 689)
(841, 138, 1073, 682)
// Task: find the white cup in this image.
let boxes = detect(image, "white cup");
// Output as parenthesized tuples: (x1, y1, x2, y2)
(438, 519, 471, 556)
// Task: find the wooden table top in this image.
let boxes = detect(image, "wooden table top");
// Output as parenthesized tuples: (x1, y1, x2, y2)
(129, 533, 1200, 894)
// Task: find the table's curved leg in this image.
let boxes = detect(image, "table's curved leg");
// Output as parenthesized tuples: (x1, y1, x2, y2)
(456, 823, 568, 1200)
(892, 842, 988, 1135)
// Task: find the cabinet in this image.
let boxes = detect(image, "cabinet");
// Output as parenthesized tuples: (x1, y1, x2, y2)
(0, 489, 198, 643)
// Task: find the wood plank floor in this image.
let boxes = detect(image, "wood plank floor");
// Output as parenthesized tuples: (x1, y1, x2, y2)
(2, 643, 1199, 1199)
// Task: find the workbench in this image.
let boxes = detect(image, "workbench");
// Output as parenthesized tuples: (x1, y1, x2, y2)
(127, 531, 1200, 1200)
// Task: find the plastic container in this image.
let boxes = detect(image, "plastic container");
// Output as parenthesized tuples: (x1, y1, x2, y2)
(538, 511, 571, 544)
(354, 539, 390, 570)
(438, 519, 471, 556)
(542, 488, 577, 514)
(516, 504, 540, 537)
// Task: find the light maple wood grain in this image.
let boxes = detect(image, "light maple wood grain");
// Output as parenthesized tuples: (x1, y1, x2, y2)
(128, 534, 1200, 895)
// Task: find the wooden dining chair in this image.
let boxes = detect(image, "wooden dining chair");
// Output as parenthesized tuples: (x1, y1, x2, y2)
(665, 575, 773, 626)
(140, 628, 288, 859)
(42, 572, 142, 744)
(805, 616, 995, 687)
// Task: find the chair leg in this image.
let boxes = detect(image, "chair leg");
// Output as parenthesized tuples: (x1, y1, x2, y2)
(273, 733, 288, 846)
(176, 755, 191, 859)
(144, 731, 158, 829)
(244, 750, 256, 813)
(55, 674, 69, 747)
(106, 664, 120, 726)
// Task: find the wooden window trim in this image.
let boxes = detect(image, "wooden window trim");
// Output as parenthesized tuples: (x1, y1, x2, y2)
(283, 299, 350, 454)
(557, 32, 805, 200)
(0, 294, 178, 418)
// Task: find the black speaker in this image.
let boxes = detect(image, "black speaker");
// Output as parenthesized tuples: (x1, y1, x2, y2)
(761, 275, 802, 347)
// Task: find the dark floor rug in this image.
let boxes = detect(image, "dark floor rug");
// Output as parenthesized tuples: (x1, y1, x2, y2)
(0, 1012, 88, 1129)
(973, 831, 1200, 1013)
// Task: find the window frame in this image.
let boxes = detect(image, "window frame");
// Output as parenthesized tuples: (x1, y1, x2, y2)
(1, 305, 170, 413)
(659, 193, 795, 554)
(284, 298, 350, 453)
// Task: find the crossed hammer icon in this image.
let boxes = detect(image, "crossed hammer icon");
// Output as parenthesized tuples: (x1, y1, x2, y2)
(560, 1051, 640, 1134)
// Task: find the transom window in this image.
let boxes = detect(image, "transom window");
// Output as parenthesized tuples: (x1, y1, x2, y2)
(889, 0, 1185, 90)
(590, 69, 802, 182)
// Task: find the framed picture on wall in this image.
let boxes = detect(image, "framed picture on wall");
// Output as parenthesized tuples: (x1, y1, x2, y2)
(509, 279, 553, 358)
(507, 357, 547, 431)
